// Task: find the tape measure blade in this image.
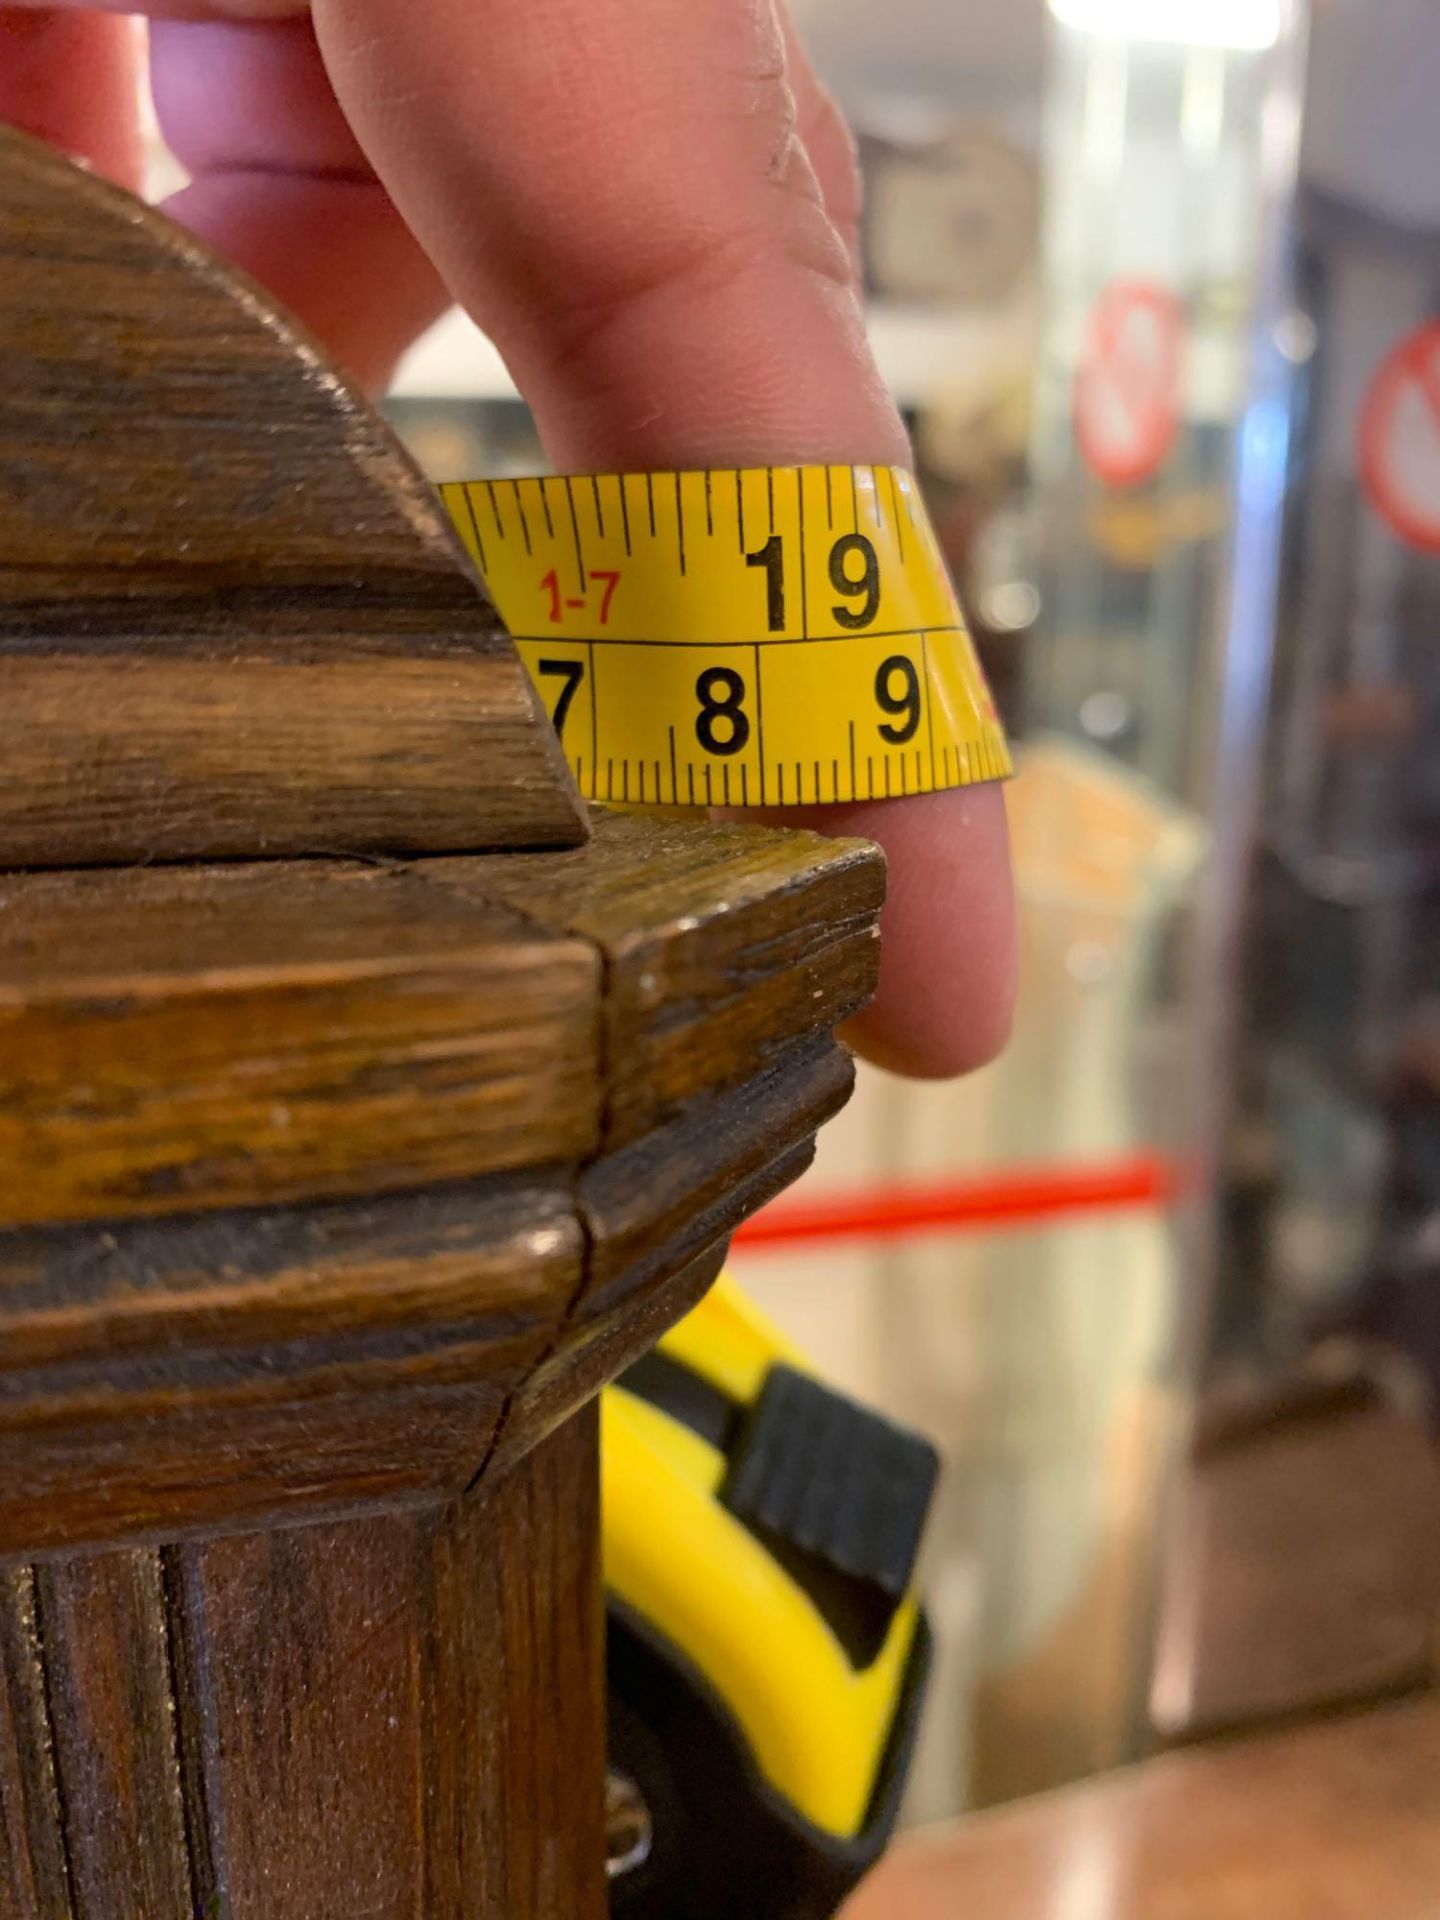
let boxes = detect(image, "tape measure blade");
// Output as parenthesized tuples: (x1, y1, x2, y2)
(448, 466, 1009, 808)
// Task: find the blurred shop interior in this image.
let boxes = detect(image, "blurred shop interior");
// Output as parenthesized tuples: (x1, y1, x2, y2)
(163, 0, 1440, 1884)
(417, 0, 1440, 1847)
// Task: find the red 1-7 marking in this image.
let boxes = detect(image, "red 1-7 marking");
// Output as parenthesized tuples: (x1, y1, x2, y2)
(540, 568, 622, 623)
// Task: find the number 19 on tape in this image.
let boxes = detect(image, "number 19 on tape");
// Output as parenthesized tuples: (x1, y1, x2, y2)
(440, 464, 1011, 808)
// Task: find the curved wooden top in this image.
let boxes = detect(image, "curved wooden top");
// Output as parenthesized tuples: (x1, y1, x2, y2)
(0, 126, 583, 862)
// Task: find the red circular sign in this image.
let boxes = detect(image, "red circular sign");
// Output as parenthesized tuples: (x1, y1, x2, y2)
(1358, 319, 1440, 554)
(1074, 280, 1184, 488)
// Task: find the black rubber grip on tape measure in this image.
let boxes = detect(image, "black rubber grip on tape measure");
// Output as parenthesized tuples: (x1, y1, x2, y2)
(720, 1365, 939, 1669)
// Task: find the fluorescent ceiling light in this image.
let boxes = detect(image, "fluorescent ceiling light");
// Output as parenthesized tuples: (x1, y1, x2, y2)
(1048, 0, 1282, 50)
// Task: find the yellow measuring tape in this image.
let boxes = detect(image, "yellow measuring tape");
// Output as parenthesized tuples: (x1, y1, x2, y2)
(440, 465, 1010, 809)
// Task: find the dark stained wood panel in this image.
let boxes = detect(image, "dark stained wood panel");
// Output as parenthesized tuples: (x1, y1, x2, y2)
(488, 1241, 731, 1482)
(0, 1568, 72, 1920)
(0, 126, 583, 863)
(0, 1175, 580, 1555)
(0, 860, 600, 1229)
(423, 809, 884, 1143)
(173, 1515, 435, 1918)
(171, 1409, 606, 1919)
(422, 1404, 606, 1919)
(35, 1554, 194, 1920)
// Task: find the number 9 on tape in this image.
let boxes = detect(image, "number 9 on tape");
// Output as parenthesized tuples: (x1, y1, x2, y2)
(440, 464, 1011, 808)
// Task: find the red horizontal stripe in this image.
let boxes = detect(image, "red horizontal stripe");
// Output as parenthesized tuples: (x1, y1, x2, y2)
(733, 1153, 1191, 1249)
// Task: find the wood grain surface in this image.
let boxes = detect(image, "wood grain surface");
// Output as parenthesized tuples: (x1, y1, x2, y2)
(181, 1409, 605, 1919)
(0, 807, 875, 1902)
(0, 123, 886, 1920)
(424, 808, 884, 1145)
(577, 1030, 853, 1306)
(491, 1033, 852, 1473)
(0, 822, 880, 1553)
(0, 1175, 581, 1555)
(0, 1567, 71, 1919)
(412, 1403, 607, 1920)
(844, 1698, 1440, 1920)
(35, 1553, 195, 1920)
(0, 126, 583, 863)
(0, 859, 600, 1229)
(0, 818, 885, 1233)
(0, 1034, 853, 1553)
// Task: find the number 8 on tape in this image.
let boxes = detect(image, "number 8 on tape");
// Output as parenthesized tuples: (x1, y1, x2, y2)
(440, 465, 1011, 808)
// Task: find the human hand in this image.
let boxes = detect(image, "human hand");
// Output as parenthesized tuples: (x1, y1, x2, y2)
(2, 0, 1015, 1077)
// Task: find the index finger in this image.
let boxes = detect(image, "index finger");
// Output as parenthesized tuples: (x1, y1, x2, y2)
(313, 0, 1016, 1077)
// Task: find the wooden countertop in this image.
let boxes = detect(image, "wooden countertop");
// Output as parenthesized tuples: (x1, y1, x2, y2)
(845, 1697, 1440, 1920)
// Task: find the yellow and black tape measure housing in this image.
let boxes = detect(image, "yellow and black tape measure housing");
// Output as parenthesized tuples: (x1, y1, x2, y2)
(601, 1277, 936, 1920)
(441, 465, 1010, 809)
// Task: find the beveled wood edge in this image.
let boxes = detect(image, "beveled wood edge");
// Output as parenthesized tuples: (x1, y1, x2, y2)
(484, 1032, 854, 1479)
(0, 1035, 854, 1558)
(421, 808, 886, 1149)
(0, 818, 880, 1234)
(0, 1172, 584, 1557)
(0, 809, 881, 1554)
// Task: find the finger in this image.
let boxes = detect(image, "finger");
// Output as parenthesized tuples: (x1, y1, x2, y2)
(741, 786, 1017, 1079)
(0, 7, 143, 188)
(312, 0, 892, 474)
(852, 786, 1015, 1077)
(150, 14, 449, 392)
(780, 12, 862, 275)
(0, 1, 306, 16)
(312, 0, 1014, 1077)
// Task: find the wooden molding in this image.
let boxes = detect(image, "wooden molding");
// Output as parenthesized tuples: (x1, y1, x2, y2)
(0, 818, 882, 1554)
